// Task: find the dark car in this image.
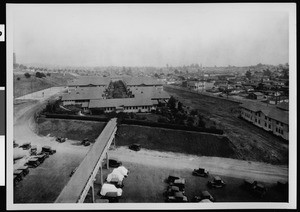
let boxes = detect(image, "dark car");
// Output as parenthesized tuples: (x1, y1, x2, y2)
(192, 168, 209, 177)
(100, 192, 119, 203)
(167, 175, 180, 183)
(193, 191, 215, 202)
(30, 145, 37, 155)
(19, 142, 31, 150)
(34, 153, 49, 164)
(243, 180, 267, 198)
(17, 165, 29, 177)
(81, 138, 91, 146)
(169, 178, 186, 190)
(207, 176, 226, 188)
(42, 146, 56, 155)
(14, 170, 24, 182)
(26, 158, 40, 168)
(70, 167, 78, 177)
(106, 159, 122, 168)
(166, 191, 188, 202)
(129, 143, 141, 151)
(165, 185, 185, 196)
(56, 137, 66, 143)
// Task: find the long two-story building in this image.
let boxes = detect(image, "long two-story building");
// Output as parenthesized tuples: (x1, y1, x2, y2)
(240, 102, 289, 140)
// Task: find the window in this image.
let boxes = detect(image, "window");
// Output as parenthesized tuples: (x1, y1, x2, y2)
(265, 116, 267, 120)
(276, 121, 279, 125)
(255, 118, 257, 122)
(265, 123, 267, 127)
(258, 120, 260, 124)
(269, 124, 271, 129)
(275, 128, 278, 132)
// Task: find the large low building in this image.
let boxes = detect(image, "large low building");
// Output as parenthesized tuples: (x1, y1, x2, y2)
(240, 102, 289, 140)
(61, 76, 170, 113)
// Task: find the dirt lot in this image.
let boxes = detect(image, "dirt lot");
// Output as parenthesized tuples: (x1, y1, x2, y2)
(84, 147, 288, 203)
(164, 86, 288, 165)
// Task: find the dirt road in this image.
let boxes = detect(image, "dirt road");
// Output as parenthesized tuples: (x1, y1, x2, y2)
(109, 147, 288, 184)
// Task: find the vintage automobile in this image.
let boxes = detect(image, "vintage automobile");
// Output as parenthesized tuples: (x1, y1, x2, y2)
(99, 183, 122, 197)
(106, 159, 122, 168)
(243, 180, 267, 198)
(81, 138, 90, 146)
(166, 191, 188, 203)
(192, 168, 209, 177)
(26, 158, 40, 168)
(30, 145, 37, 156)
(165, 185, 185, 196)
(42, 146, 56, 155)
(17, 165, 29, 177)
(169, 178, 186, 190)
(193, 191, 215, 202)
(70, 167, 78, 177)
(100, 192, 119, 203)
(207, 176, 226, 188)
(167, 175, 180, 183)
(19, 142, 31, 150)
(34, 153, 49, 163)
(14, 170, 24, 183)
(128, 143, 141, 151)
(56, 137, 66, 143)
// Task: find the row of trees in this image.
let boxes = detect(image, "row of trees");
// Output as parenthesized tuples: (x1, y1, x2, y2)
(24, 72, 50, 79)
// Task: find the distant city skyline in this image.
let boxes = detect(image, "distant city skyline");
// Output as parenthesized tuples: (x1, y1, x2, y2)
(9, 4, 289, 67)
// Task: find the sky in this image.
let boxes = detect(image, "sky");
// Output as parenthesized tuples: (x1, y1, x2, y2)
(9, 4, 290, 67)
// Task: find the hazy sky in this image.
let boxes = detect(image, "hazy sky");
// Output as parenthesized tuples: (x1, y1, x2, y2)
(9, 4, 290, 67)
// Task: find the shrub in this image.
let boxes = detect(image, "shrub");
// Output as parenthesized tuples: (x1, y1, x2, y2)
(17, 77, 20, 81)
(36, 72, 46, 78)
(24, 73, 31, 78)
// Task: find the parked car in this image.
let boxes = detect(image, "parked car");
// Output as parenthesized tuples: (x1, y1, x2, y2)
(167, 175, 180, 183)
(17, 165, 29, 177)
(100, 192, 119, 203)
(168, 177, 186, 190)
(34, 153, 49, 164)
(56, 137, 66, 143)
(193, 191, 215, 202)
(207, 176, 226, 188)
(81, 138, 90, 146)
(106, 159, 122, 168)
(19, 142, 31, 150)
(42, 146, 56, 155)
(99, 183, 122, 197)
(14, 170, 24, 182)
(70, 167, 78, 177)
(243, 180, 267, 198)
(192, 168, 209, 177)
(26, 158, 40, 168)
(165, 185, 185, 196)
(30, 145, 37, 156)
(128, 143, 141, 151)
(166, 191, 188, 202)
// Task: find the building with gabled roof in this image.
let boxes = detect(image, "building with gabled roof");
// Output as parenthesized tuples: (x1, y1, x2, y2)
(240, 103, 289, 140)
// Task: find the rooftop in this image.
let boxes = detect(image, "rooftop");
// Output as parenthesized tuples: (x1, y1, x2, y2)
(240, 103, 288, 124)
(62, 87, 105, 101)
(89, 98, 157, 108)
(68, 76, 111, 86)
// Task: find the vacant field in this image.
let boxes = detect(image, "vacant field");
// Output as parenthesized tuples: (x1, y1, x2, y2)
(13, 73, 75, 98)
(37, 118, 107, 142)
(164, 86, 288, 165)
(85, 161, 288, 203)
(117, 125, 238, 159)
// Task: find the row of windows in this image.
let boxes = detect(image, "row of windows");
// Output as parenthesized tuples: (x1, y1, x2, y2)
(104, 106, 152, 111)
(276, 127, 284, 135)
(243, 110, 285, 127)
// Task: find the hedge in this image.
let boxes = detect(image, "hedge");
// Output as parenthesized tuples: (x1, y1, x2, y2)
(43, 113, 109, 122)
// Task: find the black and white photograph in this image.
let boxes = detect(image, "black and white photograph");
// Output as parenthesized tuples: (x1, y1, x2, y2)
(6, 3, 296, 210)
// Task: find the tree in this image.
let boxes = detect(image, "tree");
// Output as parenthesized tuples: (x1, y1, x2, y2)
(245, 70, 252, 79)
(177, 101, 183, 112)
(167, 96, 176, 110)
(36, 72, 46, 78)
(24, 73, 31, 78)
(190, 109, 198, 116)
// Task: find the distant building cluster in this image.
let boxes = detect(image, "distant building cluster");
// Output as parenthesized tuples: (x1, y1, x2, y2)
(240, 102, 289, 140)
(62, 76, 170, 113)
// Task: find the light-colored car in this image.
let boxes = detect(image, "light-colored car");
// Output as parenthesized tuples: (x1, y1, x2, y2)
(100, 183, 122, 197)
